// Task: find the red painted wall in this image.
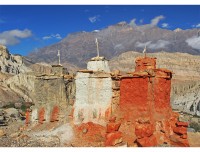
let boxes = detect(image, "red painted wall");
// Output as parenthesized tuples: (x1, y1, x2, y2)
(120, 77, 149, 121)
(39, 107, 45, 124)
(50, 106, 59, 122)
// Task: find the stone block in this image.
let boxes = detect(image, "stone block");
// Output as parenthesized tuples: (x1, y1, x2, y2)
(176, 121, 189, 127)
(173, 127, 187, 135)
(109, 116, 116, 123)
(136, 135, 157, 147)
(105, 132, 123, 146)
(106, 122, 121, 133)
(135, 123, 154, 139)
(170, 134, 189, 147)
(181, 134, 187, 139)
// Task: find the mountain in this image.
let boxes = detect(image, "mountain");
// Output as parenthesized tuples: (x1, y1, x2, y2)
(28, 22, 200, 68)
(109, 51, 200, 81)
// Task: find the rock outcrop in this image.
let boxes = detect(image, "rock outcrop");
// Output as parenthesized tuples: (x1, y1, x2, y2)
(0, 71, 22, 108)
(5, 73, 35, 103)
(0, 45, 31, 107)
(172, 80, 200, 116)
(0, 45, 31, 75)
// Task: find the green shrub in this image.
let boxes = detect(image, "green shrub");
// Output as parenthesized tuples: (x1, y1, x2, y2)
(20, 104, 27, 112)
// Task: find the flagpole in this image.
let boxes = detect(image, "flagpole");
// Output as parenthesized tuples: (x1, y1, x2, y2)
(57, 50, 61, 65)
(143, 45, 147, 58)
(95, 38, 99, 57)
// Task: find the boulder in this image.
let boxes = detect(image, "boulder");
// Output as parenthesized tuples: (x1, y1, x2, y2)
(105, 132, 123, 146)
(176, 121, 189, 127)
(135, 123, 154, 139)
(4, 108, 19, 118)
(0, 129, 6, 137)
(173, 127, 187, 135)
(170, 134, 189, 147)
(136, 135, 157, 147)
(106, 122, 121, 133)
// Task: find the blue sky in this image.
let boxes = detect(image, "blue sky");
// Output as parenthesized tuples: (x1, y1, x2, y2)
(0, 5, 200, 55)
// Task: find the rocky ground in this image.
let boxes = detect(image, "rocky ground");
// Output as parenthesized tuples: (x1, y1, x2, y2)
(0, 120, 64, 147)
(188, 132, 200, 147)
(0, 115, 200, 147)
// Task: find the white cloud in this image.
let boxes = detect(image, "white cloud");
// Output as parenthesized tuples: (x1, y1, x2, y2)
(135, 40, 170, 50)
(196, 24, 200, 27)
(0, 29, 32, 46)
(42, 33, 62, 40)
(192, 23, 200, 28)
(150, 15, 165, 26)
(135, 41, 151, 48)
(42, 36, 51, 40)
(162, 23, 169, 28)
(186, 36, 200, 50)
(129, 15, 165, 29)
(114, 44, 125, 50)
(129, 18, 137, 27)
(88, 15, 100, 23)
(55, 33, 62, 39)
(148, 40, 170, 49)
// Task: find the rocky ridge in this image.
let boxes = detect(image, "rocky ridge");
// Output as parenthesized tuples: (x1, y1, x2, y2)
(28, 23, 200, 68)
(0, 45, 30, 75)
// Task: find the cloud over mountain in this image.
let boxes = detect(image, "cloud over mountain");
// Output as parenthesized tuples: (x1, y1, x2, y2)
(42, 34, 62, 40)
(136, 40, 170, 50)
(162, 23, 169, 28)
(150, 15, 164, 26)
(192, 23, 200, 28)
(0, 29, 32, 46)
(88, 15, 100, 23)
(129, 15, 165, 29)
(186, 36, 200, 50)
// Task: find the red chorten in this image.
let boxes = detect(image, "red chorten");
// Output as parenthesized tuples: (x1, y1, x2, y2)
(117, 56, 189, 147)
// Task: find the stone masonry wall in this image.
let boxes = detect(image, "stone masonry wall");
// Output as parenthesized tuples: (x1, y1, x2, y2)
(31, 76, 68, 124)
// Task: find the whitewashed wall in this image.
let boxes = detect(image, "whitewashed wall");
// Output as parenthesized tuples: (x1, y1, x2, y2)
(74, 72, 112, 125)
(31, 108, 38, 123)
(87, 60, 110, 72)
